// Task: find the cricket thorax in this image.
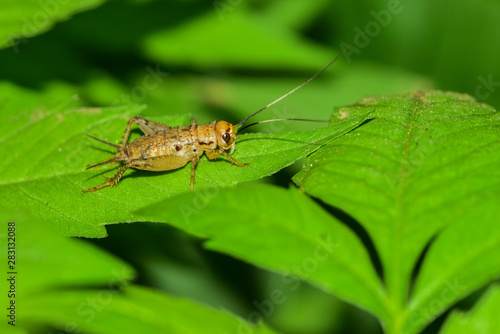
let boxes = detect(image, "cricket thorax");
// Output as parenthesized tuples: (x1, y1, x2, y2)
(194, 121, 219, 149)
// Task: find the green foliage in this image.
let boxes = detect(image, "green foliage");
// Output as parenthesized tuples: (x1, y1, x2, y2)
(1, 221, 278, 334)
(294, 91, 500, 333)
(24, 286, 279, 334)
(0, 82, 370, 237)
(0, 0, 105, 49)
(5, 89, 498, 333)
(1, 0, 500, 334)
(135, 91, 500, 333)
(137, 184, 386, 318)
(440, 285, 500, 333)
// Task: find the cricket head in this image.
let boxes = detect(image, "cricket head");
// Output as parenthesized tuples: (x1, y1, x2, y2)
(215, 120, 236, 151)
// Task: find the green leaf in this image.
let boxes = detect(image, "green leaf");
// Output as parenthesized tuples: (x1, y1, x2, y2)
(0, 0, 106, 49)
(262, 0, 332, 30)
(0, 217, 135, 331)
(0, 81, 147, 237)
(1, 221, 135, 296)
(404, 197, 500, 333)
(0, 82, 370, 237)
(440, 285, 500, 334)
(293, 91, 500, 332)
(136, 183, 387, 320)
(1, 216, 277, 334)
(143, 10, 331, 70)
(23, 286, 280, 334)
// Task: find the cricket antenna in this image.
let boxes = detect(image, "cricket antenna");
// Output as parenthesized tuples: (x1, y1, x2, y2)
(235, 43, 353, 129)
(236, 118, 329, 134)
(85, 134, 121, 149)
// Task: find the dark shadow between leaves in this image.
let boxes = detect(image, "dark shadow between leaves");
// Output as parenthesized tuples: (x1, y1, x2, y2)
(315, 198, 384, 282)
(408, 235, 437, 300)
(409, 234, 499, 334)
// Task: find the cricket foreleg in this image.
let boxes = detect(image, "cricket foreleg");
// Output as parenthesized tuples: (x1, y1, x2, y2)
(205, 149, 249, 167)
(121, 116, 172, 147)
(82, 163, 131, 193)
(221, 150, 249, 167)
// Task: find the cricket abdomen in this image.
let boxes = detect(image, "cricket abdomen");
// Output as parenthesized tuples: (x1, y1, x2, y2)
(124, 122, 218, 165)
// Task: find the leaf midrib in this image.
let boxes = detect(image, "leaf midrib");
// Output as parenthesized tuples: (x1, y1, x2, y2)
(389, 93, 423, 317)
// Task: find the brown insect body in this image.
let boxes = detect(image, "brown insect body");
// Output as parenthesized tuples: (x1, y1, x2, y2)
(82, 116, 244, 193)
(83, 48, 346, 193)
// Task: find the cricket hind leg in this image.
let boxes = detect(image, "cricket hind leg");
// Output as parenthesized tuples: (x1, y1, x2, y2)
(82, 163, 131, 193)
(121, 116, 172, 147)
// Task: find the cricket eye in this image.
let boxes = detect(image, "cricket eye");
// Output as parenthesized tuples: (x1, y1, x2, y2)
(222, 132, 231, 143)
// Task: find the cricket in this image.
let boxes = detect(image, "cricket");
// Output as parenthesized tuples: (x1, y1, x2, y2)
(82, 52, 344, 193)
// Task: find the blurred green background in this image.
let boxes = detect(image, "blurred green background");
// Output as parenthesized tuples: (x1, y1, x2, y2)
(2, 0, 499, 333)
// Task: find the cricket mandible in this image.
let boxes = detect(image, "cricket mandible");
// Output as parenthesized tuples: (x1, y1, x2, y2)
(82, 54, 343, 193)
